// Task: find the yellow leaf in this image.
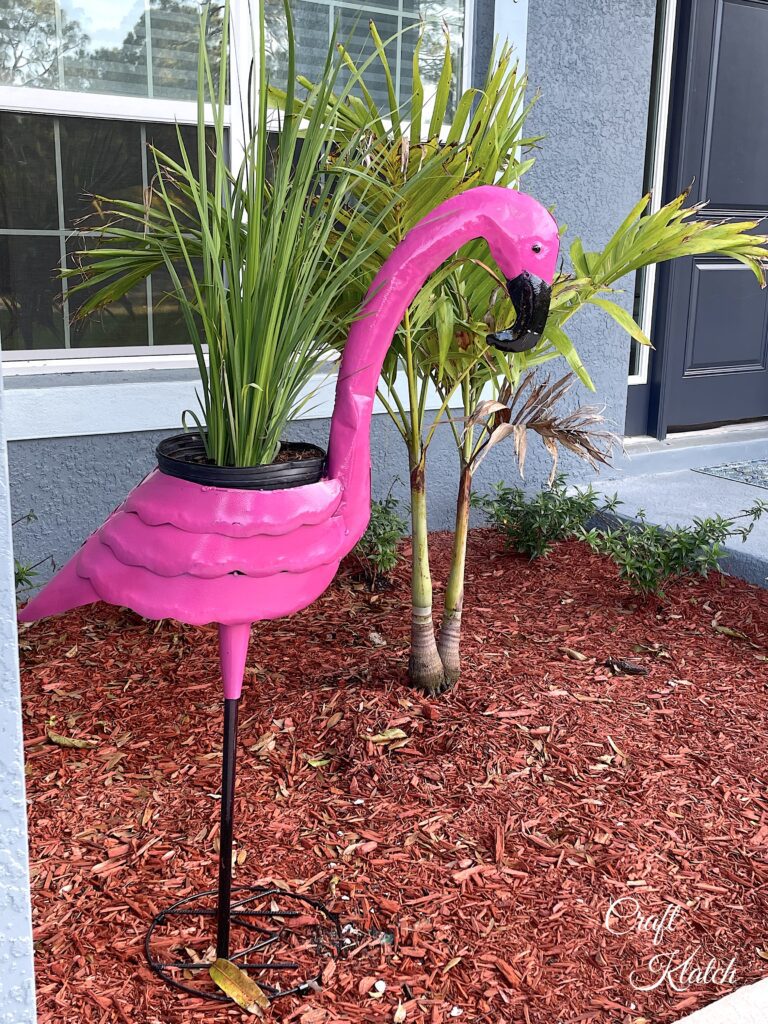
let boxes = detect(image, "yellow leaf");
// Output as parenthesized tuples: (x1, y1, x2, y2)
(370, 727, 408, 744)
(394, 1002, 407, 1023)
(209, 958, 269, 1015)
(47, 730, 98, 750)
(305, 754, 331, 768)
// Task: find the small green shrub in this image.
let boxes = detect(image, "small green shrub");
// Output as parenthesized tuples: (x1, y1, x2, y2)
(355, 494, 407, 589)
(582, 502, 768, 598)
(13, 511, 51, 595)
(473, 475, 620, 559)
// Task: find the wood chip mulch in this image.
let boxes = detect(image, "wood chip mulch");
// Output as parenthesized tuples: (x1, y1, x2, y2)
(19, 531, 768, 1024)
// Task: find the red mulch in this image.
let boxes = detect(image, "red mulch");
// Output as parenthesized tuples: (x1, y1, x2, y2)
(19, 531, 768, 1024)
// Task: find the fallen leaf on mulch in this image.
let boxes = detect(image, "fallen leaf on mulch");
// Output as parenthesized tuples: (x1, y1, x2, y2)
(209, 958, 268, 1015)
(369, 727, 408, 745)
(46, 730, 98, 749)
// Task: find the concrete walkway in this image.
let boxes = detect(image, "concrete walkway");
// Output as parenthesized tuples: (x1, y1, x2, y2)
(673, 977, 768, 1023)
(594, 425, 768, 589)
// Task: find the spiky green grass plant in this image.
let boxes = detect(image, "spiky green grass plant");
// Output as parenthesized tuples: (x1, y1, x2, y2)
(66, 0, 401, 466)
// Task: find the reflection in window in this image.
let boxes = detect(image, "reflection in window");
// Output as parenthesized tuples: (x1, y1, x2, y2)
(0, 110, 212, 352)
(0, 236, 65, 350)
(265, 0, 465, 118)
(0, 0, 222, 100)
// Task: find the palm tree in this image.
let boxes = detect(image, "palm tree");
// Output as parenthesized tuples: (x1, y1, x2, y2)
(305, 26, 768, 693)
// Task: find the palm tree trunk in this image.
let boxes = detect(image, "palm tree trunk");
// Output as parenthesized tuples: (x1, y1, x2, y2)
(437, 462, 472, 686)
(408, 458, 447, 695)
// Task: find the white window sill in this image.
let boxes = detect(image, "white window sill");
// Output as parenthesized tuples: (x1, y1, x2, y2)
(2, 367, 445, 442)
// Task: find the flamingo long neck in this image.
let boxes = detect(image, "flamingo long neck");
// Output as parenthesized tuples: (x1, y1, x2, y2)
(327, 188, 525, 547)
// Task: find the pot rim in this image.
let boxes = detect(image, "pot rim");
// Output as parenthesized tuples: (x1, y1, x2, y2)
(156, 432, 327, 491)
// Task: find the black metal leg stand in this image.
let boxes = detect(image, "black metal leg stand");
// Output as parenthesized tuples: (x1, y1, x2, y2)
(144, 695, 344, 1003)
(216, 696, 239, 960)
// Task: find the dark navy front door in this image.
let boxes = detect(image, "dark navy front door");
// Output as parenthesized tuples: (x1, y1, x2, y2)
(654, 0, 768, 432)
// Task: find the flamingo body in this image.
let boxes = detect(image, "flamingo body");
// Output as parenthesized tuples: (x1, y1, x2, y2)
(19, 185, 559, 695)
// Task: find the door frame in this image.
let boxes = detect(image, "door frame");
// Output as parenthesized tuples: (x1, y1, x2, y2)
(625, 0, 682, 438)
(629, 0, 768, 438)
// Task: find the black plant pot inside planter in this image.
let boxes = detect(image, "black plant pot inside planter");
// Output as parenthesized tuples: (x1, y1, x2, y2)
(156, 432, 327, 490)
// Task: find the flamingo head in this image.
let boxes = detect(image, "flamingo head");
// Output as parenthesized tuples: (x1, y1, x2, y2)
(483, 190, 560, 354)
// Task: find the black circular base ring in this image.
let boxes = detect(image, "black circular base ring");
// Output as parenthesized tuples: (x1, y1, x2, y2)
(144, 884, 343, 1003)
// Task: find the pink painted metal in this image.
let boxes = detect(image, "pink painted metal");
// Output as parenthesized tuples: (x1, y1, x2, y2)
(19, 185, 559, 697)
(219, 623, 252, 700)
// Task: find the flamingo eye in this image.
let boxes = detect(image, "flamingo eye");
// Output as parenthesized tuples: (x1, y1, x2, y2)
(531, 243, 542, 254)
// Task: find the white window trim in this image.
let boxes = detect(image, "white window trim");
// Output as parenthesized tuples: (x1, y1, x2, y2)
(628, 0, 677, 387)
(3, 369, 454, 440)
(2, 0, 531, 436)
(0, 86, 221, 126)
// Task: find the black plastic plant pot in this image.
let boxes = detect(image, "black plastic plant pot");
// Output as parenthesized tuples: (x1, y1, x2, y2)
(156, 432, 327, 491)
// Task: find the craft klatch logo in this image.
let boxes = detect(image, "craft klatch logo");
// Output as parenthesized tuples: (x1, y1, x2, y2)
(604, 896, 738, 992)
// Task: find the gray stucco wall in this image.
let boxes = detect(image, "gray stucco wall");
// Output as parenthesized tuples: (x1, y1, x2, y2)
(0, 370, 37, 1024)
(8, 0, 657, 578)
(524, 0, 657, 441)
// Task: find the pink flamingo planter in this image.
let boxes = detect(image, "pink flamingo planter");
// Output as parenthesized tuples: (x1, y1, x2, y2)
(20, 184, 559, 1000)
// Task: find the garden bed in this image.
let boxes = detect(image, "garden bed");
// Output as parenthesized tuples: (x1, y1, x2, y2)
(20, 531, 768, 1023)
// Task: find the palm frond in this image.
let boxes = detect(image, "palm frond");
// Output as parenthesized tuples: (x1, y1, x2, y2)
(468, 372, 617, 483)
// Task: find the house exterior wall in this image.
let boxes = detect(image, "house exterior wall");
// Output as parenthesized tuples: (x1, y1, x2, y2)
(0, 369, 36, 1024)
(7, 0, 657, 579)
(525, 0, 657, 438)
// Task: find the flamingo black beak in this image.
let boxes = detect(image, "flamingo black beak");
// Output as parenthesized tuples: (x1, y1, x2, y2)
(488, 271, 552, 353)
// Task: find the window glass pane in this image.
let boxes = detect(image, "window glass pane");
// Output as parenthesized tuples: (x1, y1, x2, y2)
(266, 1, 329, 89)
(0, 0, 60, 89)
(265, 0, 465, 117)
(411, 3, 464, 122)
(337, 8, 399, 113)
(0, 112, 224, 354)
(60, 1, 147, 96)
(144, 121, 217, 183)
(0, 236, 65, 350)
(59, 117, 142, 228)
(67, 236, 149, 348)
(151, 261, 202, 346)
(0, 1, 221, 100)
(150, 0, 223, 100)
(0, 112, 58, 229)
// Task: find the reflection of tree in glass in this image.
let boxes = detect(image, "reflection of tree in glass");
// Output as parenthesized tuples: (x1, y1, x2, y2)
(0, 0, 222, 96)
(263, 0, 463, 116)
(0, 0, 89, 87)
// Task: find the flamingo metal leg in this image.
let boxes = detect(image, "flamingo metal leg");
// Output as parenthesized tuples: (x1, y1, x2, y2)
(144, 679, 343, 1003)
(216, 696, 239, 959)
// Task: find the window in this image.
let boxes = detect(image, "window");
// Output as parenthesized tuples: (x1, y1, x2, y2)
(0, 0, 470, 368)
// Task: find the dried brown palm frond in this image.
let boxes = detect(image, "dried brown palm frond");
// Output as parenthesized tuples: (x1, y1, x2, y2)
(466, 371, 617, 483)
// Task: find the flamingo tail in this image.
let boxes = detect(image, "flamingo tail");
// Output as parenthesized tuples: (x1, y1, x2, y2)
(18, 556, 99, 623)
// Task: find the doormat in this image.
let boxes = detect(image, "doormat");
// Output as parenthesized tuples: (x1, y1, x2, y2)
(693, 459, 768, 490)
